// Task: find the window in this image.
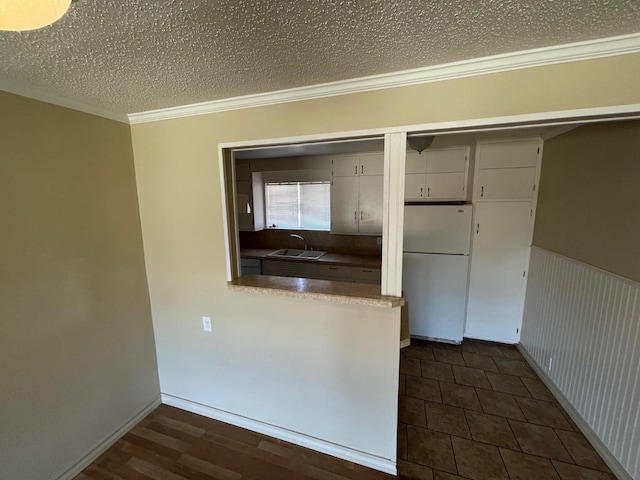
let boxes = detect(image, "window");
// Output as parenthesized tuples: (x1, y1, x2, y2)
(265, 181, 330, 230)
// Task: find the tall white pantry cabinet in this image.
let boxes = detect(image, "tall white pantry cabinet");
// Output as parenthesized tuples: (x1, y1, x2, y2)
(465, 138, 543, 344)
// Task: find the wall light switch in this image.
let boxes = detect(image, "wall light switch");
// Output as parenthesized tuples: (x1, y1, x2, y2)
(202, 316, 212, 332)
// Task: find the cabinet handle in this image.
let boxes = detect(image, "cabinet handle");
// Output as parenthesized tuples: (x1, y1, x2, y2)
(362, 269, 372, 273)
(427, 187, 430, 197)
(361, 165, 364, 174)
(354, 165, 357, 174)
(360, 211, 363, 220)
(481, 186, 484, 197)
(329, 267, 338, 270)
(420, 187, 423, 197)
(476, 223, 480, 234)
(354, 211, 357, 221)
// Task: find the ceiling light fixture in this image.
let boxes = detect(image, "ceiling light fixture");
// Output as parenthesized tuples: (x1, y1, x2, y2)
(0, 0, 72, 32)
(407, 135, 435, 154)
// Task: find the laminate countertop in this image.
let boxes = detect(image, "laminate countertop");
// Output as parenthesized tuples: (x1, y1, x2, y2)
(229, 275, 404, 308)
(240, 249, 382, 269)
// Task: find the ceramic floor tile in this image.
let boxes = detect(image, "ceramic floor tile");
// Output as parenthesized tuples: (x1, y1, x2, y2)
(464, 410, 520, 450)
(407, 426, 457, 474)
(398, 422, 408, 460)
(397, 459, 434, 480)
(515, 397, 573, 430)
(493, 358, 536, 378)
(425, 402, 470, 439)
(406, 375, 442, 403)
(405, 343, 436, 361)
(462, 352, 499, 372)
(433, 471, 466, 480)
(508, 419, 573, 462)
(450, 436, 508, 480)
(555, 430, 611, 472)
(470, 342, 506, 359)
(452, 365, 491, 389)
(421, 360, 455, 382)
(476, 389, 526, 421)
(552, 461, 615, 480)
(499, 448, 560, 480)
(433, 349, 466, 366)
(439, 381, 482, 411)
(485, 371, 531, 397)
(399, 374, 406, 396)
(401, 356, 422, 376)
(520, 377, 555, 401)
(499, 345, 523, 360)
(399, 396, 427, 427)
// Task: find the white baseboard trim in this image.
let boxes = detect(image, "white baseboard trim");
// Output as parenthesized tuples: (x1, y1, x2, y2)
(161, 393, 397, 475)
(517, 346, 632, 480)
(55, 395, 162, 480)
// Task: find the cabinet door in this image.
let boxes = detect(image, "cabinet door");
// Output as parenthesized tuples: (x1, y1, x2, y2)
(330, 176, 359, 234)
(477, 167, 536, 200)
(426, 147, 467, 173)
(466, 202, 532, 343)
(359, 153, 384, 176)
(405, 151, 427, 174)
(358, 175, 384, 234)
(425, 172, 465, 200)
(332, 155, 359, 177)
(477, 139, 539, 169)
(405, 174, 426, 200)
(352, 267, 381, 284)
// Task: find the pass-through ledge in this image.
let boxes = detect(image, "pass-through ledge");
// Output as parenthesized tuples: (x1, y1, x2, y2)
(228, 275, 404, 308)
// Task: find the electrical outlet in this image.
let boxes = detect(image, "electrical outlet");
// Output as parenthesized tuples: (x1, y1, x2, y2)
(202, 316, 212, 332)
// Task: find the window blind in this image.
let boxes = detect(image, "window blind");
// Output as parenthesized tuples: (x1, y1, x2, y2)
(265, 182, 330, 230)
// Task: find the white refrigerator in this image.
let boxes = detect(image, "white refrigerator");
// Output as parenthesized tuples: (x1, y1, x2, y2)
(403, 204, 473, 344)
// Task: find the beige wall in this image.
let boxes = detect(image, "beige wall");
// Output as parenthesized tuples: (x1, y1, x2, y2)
(0, 92, 159, 480)
(130, 53, 640, 466)
(534, 120, 640, 282)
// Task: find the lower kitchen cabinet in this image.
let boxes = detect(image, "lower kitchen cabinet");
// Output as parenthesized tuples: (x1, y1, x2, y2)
(465, 201, 533, 343)
(261, 259, 380, 284)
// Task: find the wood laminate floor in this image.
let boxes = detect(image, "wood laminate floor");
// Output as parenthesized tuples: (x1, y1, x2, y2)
(75, 340, 615, 480)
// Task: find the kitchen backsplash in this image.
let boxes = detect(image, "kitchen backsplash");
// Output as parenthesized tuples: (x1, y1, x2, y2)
(239, 229, 382, 256)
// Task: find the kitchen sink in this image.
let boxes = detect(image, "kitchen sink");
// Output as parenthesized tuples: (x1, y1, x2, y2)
(268, 248, 326, 260)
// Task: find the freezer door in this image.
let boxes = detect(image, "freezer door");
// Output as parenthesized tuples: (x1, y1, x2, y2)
(402, 252, 469, 343)
(404, 205, 472, 254)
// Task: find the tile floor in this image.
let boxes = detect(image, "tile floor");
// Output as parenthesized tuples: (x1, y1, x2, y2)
(397, 339, 616, 480)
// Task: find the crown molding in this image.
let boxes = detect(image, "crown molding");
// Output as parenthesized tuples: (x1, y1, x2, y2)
(128, 32, 640, 124)
(0, 80, 128, 124)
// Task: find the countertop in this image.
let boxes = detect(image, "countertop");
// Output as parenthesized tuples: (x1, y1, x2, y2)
(229, 275, 404, 308)
(240, 249, 382, 269)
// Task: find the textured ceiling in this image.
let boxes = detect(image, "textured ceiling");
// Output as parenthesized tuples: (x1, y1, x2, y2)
(1, 0, 639, 115)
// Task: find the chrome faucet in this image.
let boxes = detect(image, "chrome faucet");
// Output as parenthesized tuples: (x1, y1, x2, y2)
(290, 233, 307, 250)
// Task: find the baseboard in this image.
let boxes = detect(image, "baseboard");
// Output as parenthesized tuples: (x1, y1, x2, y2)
(517, 346, 632, 480)
(55, 395, 162, 480)
(161, 393, 397, 475)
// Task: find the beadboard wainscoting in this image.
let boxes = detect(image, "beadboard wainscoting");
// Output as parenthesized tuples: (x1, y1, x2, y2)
(520, 247, 639, 480)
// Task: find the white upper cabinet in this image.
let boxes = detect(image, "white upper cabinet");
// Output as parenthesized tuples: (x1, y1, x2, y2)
(331, 153, 384, 177)
(477, 167, 537, 200)
(330, 176, 360, 233)
(331, 153, 384, 235)
(476, 139, 539, 169)
(405, 146, 469, 201)
(474, 138, 542, 201)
